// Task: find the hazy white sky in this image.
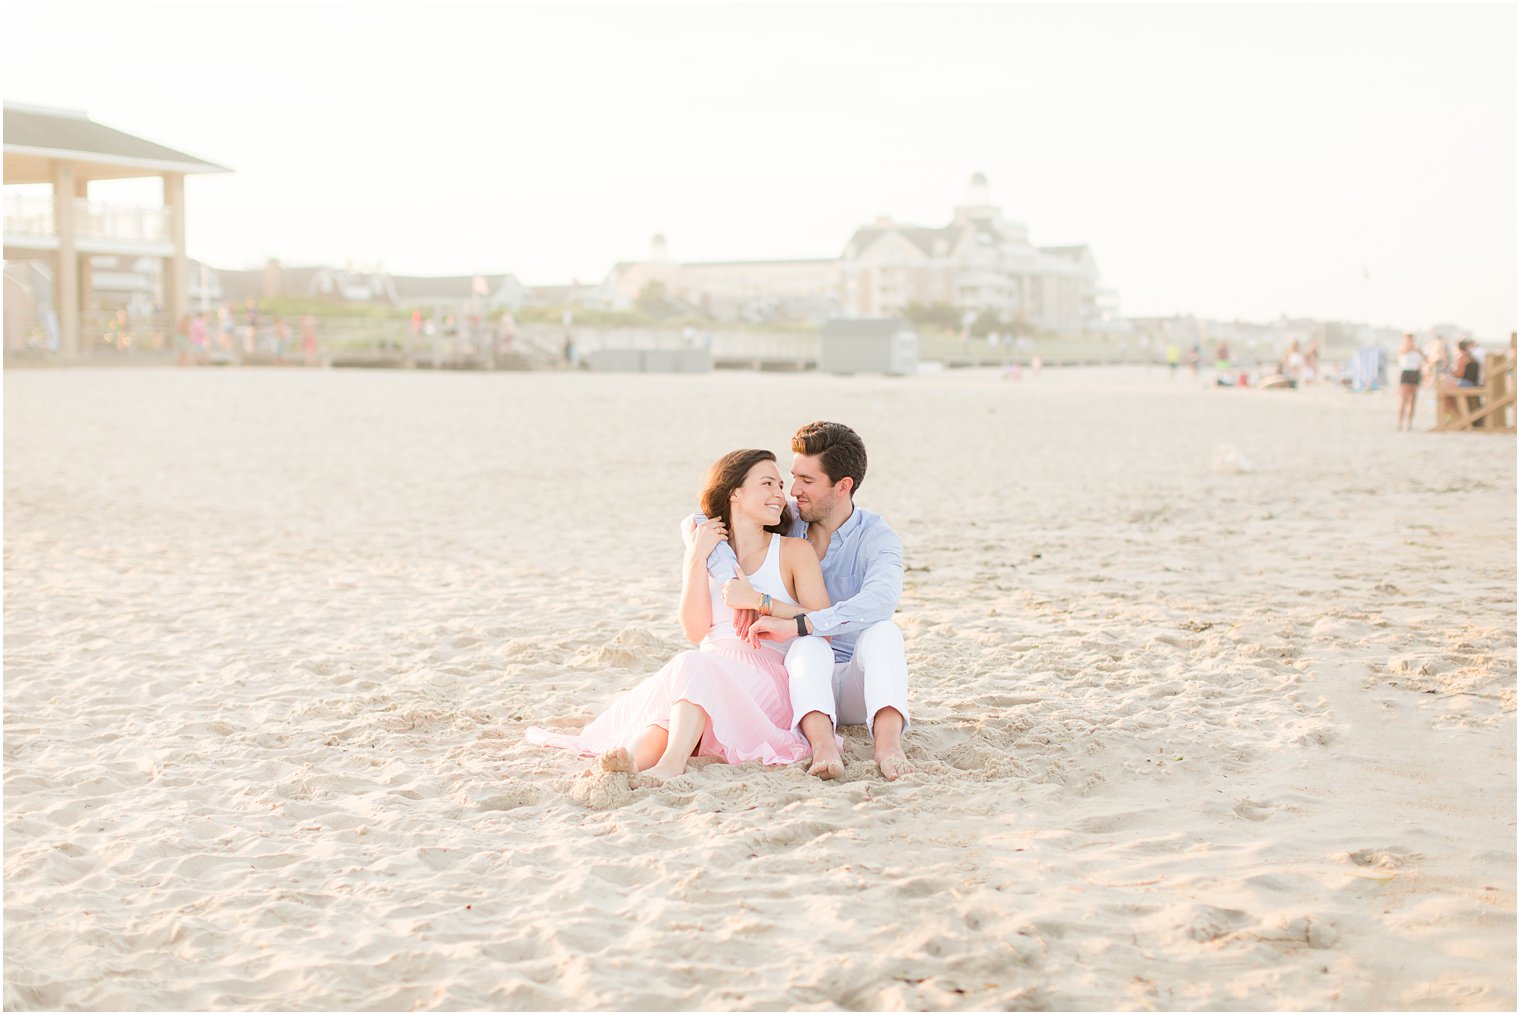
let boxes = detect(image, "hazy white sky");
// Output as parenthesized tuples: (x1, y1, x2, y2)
(3, 2, 1516, 335)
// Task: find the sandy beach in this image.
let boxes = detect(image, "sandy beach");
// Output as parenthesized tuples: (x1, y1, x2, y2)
(3, 364, 1514, 1011)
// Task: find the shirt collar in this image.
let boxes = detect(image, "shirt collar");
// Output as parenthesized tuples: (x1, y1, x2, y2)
(834, 503, 863, 541)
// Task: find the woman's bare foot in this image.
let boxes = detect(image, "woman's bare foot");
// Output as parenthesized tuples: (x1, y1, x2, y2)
(598, 747, 637, 774)
(808, 746, 845, 780)
(875, 746, 913, 781)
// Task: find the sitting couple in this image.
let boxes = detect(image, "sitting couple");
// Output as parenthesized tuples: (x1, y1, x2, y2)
(527, 421, 912, 783)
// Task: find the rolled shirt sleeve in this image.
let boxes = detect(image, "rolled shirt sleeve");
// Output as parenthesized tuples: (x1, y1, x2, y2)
(681, 510, 743, 582)
(804, 526, 903, 637)
(705, 539, 741, 583)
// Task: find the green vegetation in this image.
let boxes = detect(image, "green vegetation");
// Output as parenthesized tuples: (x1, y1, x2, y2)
(514, 305, 660, 328)
(259, 295, 408, 321)
(901, 301, 1054, 338)
(901, 301, 963, 332)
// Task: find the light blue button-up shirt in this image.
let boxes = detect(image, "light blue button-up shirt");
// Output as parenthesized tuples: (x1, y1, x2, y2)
(697, 501, 902, 663)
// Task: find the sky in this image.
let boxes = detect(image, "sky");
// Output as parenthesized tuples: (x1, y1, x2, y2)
(3, 1, 1516, 336)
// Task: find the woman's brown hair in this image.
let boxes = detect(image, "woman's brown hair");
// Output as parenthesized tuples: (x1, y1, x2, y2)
(700, 449, 793, 541)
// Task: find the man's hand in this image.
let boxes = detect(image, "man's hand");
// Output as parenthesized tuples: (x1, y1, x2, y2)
(732, 607, 759, 642)
(745, 615, 797, 648)
(722, 574, 761, 611)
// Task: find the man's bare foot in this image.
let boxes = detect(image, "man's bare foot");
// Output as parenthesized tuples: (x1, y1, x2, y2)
(639, 761, 686, 783)
(799, 711, 843, 780)
(875, 746, 913, 781)
(870, 708, 911, 781)
(598, 747, 637, 774)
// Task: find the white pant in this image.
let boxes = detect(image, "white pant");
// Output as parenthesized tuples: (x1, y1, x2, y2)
(783, 621, 910, 738)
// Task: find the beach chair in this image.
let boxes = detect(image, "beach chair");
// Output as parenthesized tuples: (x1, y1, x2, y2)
(1434, 348, 1516, 433)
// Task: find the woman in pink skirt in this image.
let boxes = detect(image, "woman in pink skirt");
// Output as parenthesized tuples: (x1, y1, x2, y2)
(528, 448, 835, 781)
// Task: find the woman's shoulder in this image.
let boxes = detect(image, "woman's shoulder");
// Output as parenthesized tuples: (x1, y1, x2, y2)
(779, 535, 820, 567)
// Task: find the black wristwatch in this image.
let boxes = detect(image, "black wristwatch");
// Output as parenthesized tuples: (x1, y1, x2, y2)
(796, 614, 809, 637)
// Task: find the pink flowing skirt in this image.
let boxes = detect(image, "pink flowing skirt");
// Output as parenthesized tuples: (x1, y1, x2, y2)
(526, 638, 825, 766)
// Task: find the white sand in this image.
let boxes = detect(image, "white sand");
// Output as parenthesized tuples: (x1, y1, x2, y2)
(4, 364, 1514, 1011)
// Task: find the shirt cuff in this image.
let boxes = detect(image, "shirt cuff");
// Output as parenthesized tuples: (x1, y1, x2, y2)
(805, 605, 841, 636)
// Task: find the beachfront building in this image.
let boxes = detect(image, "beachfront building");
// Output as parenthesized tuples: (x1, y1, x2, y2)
(215, 260, 400, 308)
(391, 274, 526, 314)
(606, 235, 841, 323)
(524, 279, 622, 314)
(604, 175, 1106, 334)
(839, 175, 1101, 334)
(2, 102, 229, 356)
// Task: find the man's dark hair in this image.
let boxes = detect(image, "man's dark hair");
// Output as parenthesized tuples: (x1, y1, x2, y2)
(791, 421, 867, 495)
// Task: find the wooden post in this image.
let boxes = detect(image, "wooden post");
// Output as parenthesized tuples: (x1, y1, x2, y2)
(162, 173, 189, 333)
(51, 161, 79, 357)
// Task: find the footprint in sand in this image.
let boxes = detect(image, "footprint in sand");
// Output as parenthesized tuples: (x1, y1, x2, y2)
(1232, 798, 1278, 822)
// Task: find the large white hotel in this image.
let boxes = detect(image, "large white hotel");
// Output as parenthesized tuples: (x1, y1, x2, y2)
(606, 174, 1112, 334)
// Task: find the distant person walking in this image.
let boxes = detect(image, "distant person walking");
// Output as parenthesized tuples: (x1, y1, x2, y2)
(501, 311, 517, 351)
(243, 299, 260, 355)
(273, 317, 290, 363)
(218, 303, 234, 351)
(190, 312, 209, 365)
(1395, 333, 1426, 431)
(1165, 341, 1181, 377)
(1423, 335, 1450, 382)
(1280, 339, 1305, 384)
(174, 313, 192, 366)
(300, 316, 318, 366)
(562, 333, 578, 368)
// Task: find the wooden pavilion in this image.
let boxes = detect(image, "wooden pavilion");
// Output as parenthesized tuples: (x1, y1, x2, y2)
(3, 103, 229, 357)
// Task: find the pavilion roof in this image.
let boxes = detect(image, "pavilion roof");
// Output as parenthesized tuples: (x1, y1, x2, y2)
(3, 103, 230, 183)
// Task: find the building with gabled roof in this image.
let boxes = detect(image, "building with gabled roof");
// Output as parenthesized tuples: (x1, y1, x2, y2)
(606, 175, 1108, 333)
(839, 174, 1102, 333)
(391, 273, 526, 312)
(605, 233, 840, 323)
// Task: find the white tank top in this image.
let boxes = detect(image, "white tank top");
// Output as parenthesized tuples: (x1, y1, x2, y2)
(703, 534, 799, 652)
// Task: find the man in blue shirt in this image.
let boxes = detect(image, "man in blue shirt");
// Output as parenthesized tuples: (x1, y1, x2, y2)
(689, 421, 912, 781)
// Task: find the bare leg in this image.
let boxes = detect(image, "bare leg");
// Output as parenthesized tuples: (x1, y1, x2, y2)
(800, 710, 844, 780)
(872, 707, 913, 781)
(642, 700, 708, 781)
(597, 724, 668, 776)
